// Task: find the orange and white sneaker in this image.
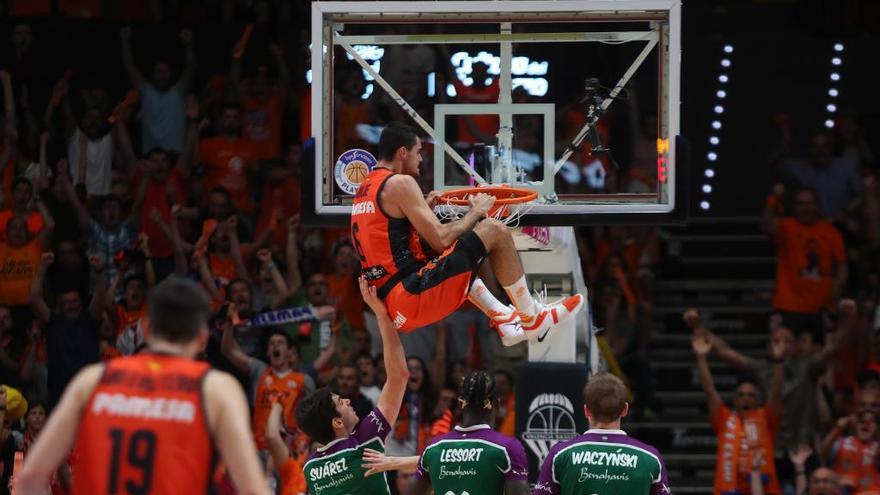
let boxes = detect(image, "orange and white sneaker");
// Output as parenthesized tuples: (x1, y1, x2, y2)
(487, 307, 527, 347)
(519, 293, 584, 342)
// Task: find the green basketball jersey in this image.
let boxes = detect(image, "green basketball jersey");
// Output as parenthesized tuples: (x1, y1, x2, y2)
(415, 424, 529, 495)
(535, 429, 670, 495)
(303, 408, 392, 495)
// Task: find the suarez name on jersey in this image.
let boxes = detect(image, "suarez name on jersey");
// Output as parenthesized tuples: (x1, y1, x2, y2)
(415, 424, 528, 494)
(302, 407, 392, 495)
(535, 429, 670, 495)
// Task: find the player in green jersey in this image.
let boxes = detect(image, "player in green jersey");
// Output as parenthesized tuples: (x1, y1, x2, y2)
(296, 277, 409, 495)
(357, 370, 530, 495)
(534, 373, 670, 495)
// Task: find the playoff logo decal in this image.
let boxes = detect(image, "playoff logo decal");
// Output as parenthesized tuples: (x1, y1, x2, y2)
(334, 148, 377, 195)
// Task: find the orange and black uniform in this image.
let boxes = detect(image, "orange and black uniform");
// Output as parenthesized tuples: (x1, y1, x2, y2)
(351, 167, 486, 331)
(71, 353, 216, 495)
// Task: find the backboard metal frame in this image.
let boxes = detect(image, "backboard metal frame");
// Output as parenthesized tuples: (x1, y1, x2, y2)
(310, 0, 683, 224)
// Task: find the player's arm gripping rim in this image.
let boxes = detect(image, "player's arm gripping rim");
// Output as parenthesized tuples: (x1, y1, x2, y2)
(361, 276, 410, 426)
(383, 174, 494, 253)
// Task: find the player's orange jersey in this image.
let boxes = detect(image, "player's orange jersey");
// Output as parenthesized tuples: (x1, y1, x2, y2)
(350, 167, 425, 296)
(252, 367, 308, 449)
(71, 353, 215, 495)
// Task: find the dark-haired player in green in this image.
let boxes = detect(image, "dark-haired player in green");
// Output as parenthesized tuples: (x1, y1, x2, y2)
(359, 370, 530, 495)
(295, 277, 408, 494)
(535, 373, 670, 495)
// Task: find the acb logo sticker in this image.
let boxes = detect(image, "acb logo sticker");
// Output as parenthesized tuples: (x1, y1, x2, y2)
(334, 149, 377, 195)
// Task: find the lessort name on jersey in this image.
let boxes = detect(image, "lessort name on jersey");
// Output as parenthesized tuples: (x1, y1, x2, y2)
(571, 449, 639, 468)
(309, 458, 349, 481)
(91, 392, 196, 423)
(351, 201, 376, 215)
(439, 447, 485, 463)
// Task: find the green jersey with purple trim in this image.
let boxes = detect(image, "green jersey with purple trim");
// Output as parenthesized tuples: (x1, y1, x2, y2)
(415, 424, 529, 495)
(302, 408, 392, 495)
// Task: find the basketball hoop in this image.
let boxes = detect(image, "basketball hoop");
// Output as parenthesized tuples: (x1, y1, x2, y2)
(435, 186, 538, 225)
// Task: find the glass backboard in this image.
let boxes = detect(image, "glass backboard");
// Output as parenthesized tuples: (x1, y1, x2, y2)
(310, 1, 683, 225)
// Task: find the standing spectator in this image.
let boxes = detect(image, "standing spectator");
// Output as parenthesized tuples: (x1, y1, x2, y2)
(231, 39, 289, 161)
(326, 238, 364, 331)
(805, 468, 842, 495)
(780, 131, 863, 221)
(357, 351, 381, 406)
(0, 305, 23, 388)
(249, 248, 290, 312)
(378, 27, 436, 113)
(494, 368, 516, 437)
(254, 147, 302, 250)
(693, 330, 786, 495)
(0, 177, 43, 241)
(120, 27, 195, 153)
(335, 363, 373, 420)
(437, 47, 499, 145)
(295, 272, 351, 366)
(387, 356, 441, 459)
(46, 239, 88, 297)
(30, 251, 106, 407)
(0, 195, 53, 307)
(117, 95, 199, 276)
(197, 104, 258, 214)
(65, 170, 147, 284)
(821, 410, 880, 493)
(689, 304, 857, 487)
(762, 186, 847, 317)
(264, 402, 307, 495)
(37, 158, 81, 244)
(221, 319, 313, 450)
(46, 76, 118, 197)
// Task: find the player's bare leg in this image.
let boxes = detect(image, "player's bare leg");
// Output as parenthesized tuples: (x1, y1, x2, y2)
(472, 218, 584, 343)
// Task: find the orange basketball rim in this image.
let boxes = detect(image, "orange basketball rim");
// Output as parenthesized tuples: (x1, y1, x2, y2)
(438, 186, 538, 220)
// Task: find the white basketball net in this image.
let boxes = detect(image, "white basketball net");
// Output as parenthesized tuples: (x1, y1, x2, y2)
(433, 200, 536, 227)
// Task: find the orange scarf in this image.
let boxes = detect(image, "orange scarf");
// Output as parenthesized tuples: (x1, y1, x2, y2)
(712, 405, 780, 495)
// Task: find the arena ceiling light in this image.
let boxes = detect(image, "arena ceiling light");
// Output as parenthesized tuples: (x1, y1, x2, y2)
(702, 43, 734, 211)
(824, 42, 844, 129)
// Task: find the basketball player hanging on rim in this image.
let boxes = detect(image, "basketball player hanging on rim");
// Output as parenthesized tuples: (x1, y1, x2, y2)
(14, 278, 270, 495)
(351, 122, 583, 346)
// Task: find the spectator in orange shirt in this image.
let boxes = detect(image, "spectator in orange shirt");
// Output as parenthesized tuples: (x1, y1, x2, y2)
(231, 38, 289, 161)
(106, 258, 154, 339)
(762, 185, 847, 318)
(822, 409, 880, 493)
(326, 238, 364, 331)
(0, 177, 43, 242)
(333, 66, 371, 158)
(693, 329, 786, 495)
(0, 196, 53, 307)
(198, 104, 259, 213)
(255, 153, 302, 250)
(265, 401, 307, 495)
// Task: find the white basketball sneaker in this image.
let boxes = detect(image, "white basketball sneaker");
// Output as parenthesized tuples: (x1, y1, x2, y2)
(519, 293, 584, 343)
(488, 307, 528, 346)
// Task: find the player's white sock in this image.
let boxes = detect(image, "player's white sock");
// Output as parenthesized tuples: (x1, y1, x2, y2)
(468, 278, 509, 315)
(469, 279, 526, 346)
(503, 275, 537, 319)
